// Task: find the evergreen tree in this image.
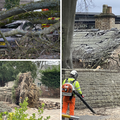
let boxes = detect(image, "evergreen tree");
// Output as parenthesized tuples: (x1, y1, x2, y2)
(39, 65, 60, 88)
(0, 61, 37, 86)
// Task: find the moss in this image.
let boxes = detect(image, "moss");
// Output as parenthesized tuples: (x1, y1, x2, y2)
(0, 10, 59, 27)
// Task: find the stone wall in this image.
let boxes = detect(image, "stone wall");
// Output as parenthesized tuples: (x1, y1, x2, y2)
(62, 69, 120, 109)
(0, 87, 13, 103)
(95, 17, 115, 30)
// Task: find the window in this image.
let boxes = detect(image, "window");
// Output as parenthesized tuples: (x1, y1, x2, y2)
(38, 83, 41, 87)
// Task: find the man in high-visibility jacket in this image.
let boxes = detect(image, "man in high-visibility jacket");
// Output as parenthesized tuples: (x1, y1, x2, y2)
(62, 70, 84, 119)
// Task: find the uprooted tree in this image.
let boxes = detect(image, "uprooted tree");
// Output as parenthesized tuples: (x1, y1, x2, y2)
(12, 72, 40, 107)
(0, 0, 60, 59)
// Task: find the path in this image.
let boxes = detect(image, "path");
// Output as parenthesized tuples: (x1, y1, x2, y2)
(63, 107, 120, 120)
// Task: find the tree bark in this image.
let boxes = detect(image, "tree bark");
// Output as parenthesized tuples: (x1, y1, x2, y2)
(62, 0, 77, 69)
(0, 0, 60, 21)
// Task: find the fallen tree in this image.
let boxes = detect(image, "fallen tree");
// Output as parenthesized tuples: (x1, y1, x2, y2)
(0, 22, 60, 38)
(0, 0, 60, 59)
(72, 29, 120, 70)
(12, 72, 40, 107)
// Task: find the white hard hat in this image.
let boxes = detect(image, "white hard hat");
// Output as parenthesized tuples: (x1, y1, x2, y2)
(70, 70, 78, 79)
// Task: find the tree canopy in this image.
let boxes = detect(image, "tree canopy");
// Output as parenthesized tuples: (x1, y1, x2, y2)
(0, 61, 37, 86)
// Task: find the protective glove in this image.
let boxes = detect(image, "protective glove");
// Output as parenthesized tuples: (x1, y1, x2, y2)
(81, 94, 84, 98)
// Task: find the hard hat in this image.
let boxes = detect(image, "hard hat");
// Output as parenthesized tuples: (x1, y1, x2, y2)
(70, 70, 78, 79)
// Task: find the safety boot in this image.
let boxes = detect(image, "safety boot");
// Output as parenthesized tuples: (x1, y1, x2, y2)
(62, 117, 65, 120)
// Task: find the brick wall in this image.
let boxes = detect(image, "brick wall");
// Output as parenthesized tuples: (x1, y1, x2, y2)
(62, 69, 120, 109)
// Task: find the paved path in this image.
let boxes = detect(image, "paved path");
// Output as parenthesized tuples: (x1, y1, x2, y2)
(64, 107, 120, 120)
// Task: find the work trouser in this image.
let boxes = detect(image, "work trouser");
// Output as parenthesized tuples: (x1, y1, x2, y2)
(62, 96, 75, 115)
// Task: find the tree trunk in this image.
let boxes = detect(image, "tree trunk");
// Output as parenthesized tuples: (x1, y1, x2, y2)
(0, 0, 60, 21)
(62, 0, 77, 69)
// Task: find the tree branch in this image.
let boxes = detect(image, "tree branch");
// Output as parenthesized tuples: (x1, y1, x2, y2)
(0, 31, 13, 53)
(0, 21, 60, 38)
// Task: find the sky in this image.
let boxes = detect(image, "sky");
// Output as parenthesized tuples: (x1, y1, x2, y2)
(76, 0, 120, 15)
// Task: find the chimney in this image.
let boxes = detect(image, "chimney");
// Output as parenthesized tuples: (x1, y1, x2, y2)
(102, 4, 108, 14)
(107, 6, 112, 14)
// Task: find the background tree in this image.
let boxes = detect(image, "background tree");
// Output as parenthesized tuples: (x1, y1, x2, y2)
(62, 0, 77, 69)
(0, 61, 37, 86)
(39, 65, 60, 88)
(4, 0, 20, 10)
(62, 0, 93, 69)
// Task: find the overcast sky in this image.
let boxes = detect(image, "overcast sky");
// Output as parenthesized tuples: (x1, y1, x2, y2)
(76, 0, 120, 15)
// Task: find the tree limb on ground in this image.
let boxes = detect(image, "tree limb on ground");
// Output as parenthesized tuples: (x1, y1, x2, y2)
(0, 21, 60, 38)
(0, 0, 60, 21)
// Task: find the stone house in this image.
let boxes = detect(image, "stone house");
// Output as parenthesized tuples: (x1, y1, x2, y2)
(95, 4, 120, 30)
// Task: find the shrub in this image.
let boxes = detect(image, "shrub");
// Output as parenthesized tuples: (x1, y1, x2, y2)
(0, 97, 50, 120)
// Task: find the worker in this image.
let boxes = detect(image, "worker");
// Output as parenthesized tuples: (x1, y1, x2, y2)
(62, 70, 84, 120)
